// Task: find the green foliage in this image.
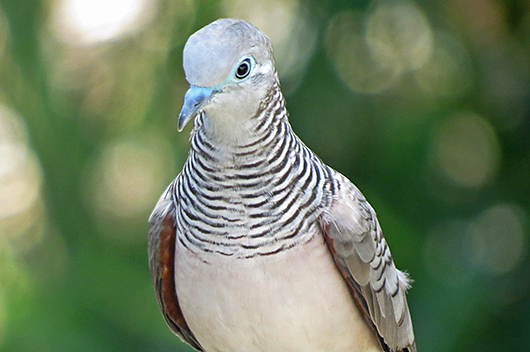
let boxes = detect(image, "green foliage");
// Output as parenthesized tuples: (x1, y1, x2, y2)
(0, 0, 529, 351)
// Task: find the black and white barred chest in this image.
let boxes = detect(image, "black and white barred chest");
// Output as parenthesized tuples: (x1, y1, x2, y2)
(174, 118, 338, 258)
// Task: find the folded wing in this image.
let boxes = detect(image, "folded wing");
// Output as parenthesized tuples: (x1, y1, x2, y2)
(321, 172, 416, 352)
(148, 181, 204, 351)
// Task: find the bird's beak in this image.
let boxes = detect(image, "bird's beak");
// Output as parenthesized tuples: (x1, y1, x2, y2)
(178, 86, 214, 132)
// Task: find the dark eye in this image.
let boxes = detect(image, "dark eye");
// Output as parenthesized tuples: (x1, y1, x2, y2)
(235, 58, 251, 79)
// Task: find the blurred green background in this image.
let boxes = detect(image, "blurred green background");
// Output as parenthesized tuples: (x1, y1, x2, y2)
(0, 0, 529, 351)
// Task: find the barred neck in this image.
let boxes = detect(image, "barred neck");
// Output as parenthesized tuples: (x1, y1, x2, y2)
(191, 82, 286, 155)
(176, 83, 335, 258)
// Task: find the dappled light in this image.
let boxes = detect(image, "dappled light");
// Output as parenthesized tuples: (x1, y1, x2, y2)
(325, 0, 437, 94)
(0, 107, 46, 253)
(424, 203, 528, 284)
(365, 0, 433, 72)
(468, 203, 527, 275)
(84, 132, 178, 244)
(51, 0, 157, 45)
(325, 10, 402, 93)
(223, 0, 317, 93)
(43, 0, 196, 135)
(0, 0, 529, 351)
(0, 106, 46, 348)
(414, 31, 474, 97)
(432, 112, 500, 188)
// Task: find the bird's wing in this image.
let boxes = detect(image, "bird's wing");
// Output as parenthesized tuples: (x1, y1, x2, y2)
(320, 172, 416, 352)
(148, 180, 204, 351)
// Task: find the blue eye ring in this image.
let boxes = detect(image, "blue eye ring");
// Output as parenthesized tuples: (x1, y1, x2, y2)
(235, 58, 252, 79)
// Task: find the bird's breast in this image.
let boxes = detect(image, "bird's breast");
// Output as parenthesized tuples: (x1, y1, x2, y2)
(174, 232, 382, 352)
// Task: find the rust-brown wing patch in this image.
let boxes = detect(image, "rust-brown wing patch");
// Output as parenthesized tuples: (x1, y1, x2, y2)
(148, 207, 203, 351)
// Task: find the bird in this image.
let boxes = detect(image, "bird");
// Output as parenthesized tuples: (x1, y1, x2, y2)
(148, 18, 416, 352)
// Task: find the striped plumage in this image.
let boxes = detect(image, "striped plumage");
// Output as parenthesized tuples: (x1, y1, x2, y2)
(175, 82, 332, 258)
(149, 18, 416, 352)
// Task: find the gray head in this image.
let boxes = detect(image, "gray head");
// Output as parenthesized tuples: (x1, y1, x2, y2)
(183, 19, 273, 87)
(177, 19, 278, 135)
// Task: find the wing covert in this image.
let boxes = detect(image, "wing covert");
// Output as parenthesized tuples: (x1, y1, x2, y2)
(321, 172, 416, 352)
(148, 181, 203, 351)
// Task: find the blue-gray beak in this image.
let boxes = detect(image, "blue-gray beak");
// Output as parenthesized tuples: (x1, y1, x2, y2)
(178, 86, 214, 132)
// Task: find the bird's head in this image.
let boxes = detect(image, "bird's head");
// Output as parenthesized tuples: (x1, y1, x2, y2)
(177, 19, 277, 139)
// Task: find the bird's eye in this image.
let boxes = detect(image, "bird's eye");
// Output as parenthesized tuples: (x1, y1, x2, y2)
(235, 58, 251, 79)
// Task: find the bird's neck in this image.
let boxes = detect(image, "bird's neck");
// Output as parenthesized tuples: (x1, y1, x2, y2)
(179, 83, 331, 258)
(189, 83, 289, 165)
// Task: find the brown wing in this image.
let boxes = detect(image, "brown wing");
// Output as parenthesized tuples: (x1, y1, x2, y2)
(321, 172, 416, 352)
(148, 181, 203, 351)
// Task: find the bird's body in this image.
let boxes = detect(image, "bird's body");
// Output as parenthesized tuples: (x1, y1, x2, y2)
(148, 18, 416, 352)
(176, 232, 379, 352)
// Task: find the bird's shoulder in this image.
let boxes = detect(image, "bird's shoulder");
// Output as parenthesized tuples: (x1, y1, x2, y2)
(319, 170, 416, 352)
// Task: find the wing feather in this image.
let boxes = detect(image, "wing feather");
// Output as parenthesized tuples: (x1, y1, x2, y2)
(321, 172, 416, 352)
(148, 180, 204, 351)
